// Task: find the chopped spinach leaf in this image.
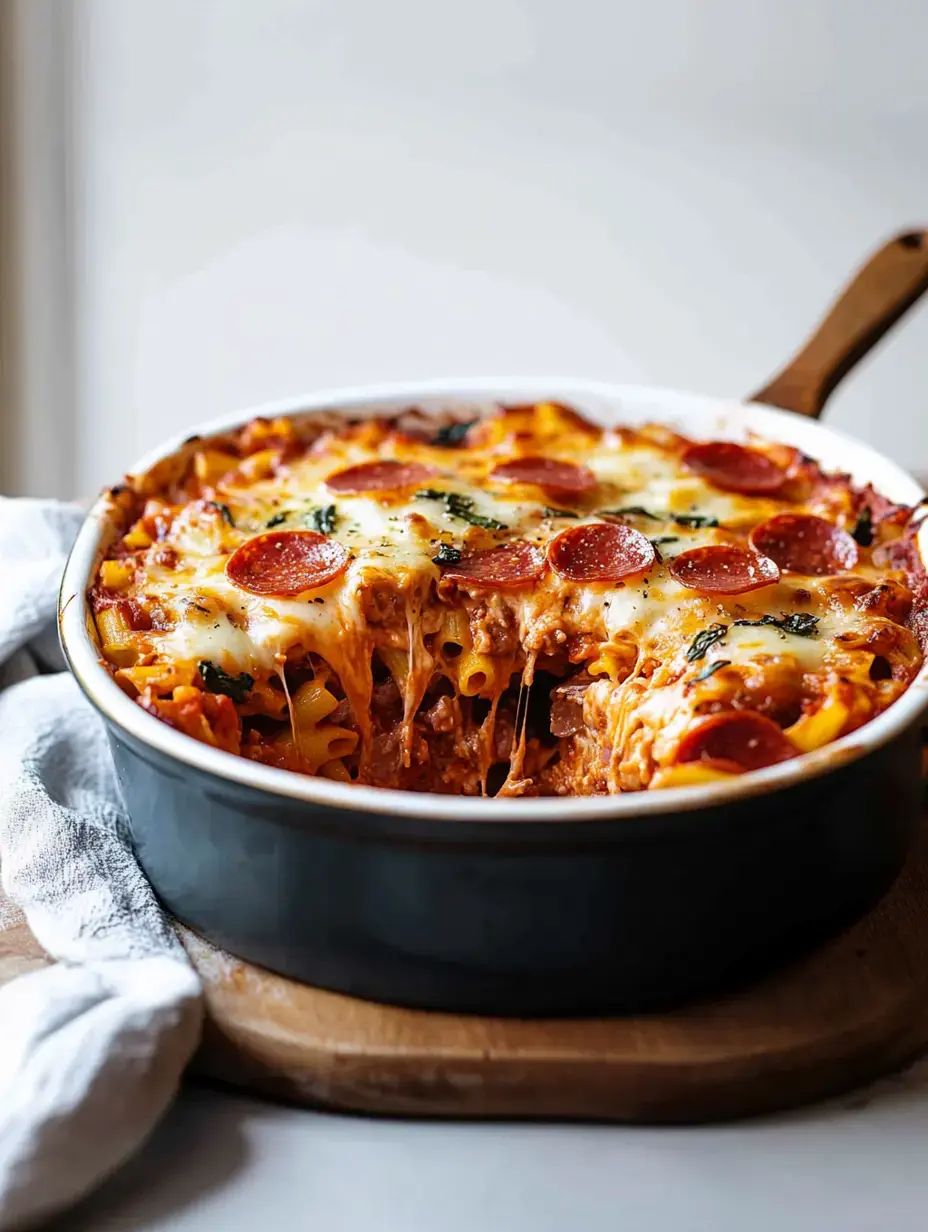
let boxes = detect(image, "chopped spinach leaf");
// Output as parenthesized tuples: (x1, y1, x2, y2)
(600, 505, 661, 520)
(648, 535, 680, 563)
(852, 506, 874, 547)
(693, 658, 731, 682)
(198, 660, 254, 703)
(267, 505, 337, 533)
(416, 489, 507, 530)
(433, 419, 477, 446)
(542, 506, 579, 519)
(780, 612, 820, 637)
(431, 543, 463, 565)
(308, 504, 338, 534)
(686, 623, 728, 662)
(597, 506, 719, 529)
(733, 613, 819, 637)
(206, 501, 235, 527)
(673, 513, 720, 528)
(445, 492, 507, 530)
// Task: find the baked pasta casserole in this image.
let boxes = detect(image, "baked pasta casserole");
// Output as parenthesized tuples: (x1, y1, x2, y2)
(91, 401, 927, 795)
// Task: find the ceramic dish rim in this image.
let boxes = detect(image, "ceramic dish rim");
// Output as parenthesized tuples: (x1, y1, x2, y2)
(59, 376, 928, 822)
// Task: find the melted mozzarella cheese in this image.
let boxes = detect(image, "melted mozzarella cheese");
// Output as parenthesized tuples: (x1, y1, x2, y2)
(695, 617, 845, 671)
(587, 446, 773, 527)
(137, 421, 876, 683)
(103, 408, 916, 794)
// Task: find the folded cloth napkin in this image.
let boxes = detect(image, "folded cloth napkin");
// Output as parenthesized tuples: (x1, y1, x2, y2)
(0, 497, 203, 1232)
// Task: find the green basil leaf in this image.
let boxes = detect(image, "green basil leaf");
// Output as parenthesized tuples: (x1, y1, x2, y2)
(431, 543, 463, 565)
(852, 506, 874, 547)
(693, 658, 731, 682)
(686, 623, 728, 662)
(732, 613, 819, 637)
(445, 492, 507, 530)
(206, 501, 235, 527)
(599, 505, 661, 520)
(309, 504, 338, 534)
(673, 513, 719, 528)
(415, 489, 507, 530)
(433, 419, 477, 446)
(198, 660, 254, 703)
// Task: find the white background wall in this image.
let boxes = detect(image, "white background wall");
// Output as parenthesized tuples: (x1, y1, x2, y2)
(18, 0, 928, 494)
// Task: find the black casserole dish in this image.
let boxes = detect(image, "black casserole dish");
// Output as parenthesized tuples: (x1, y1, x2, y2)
(59, 234, 928, 1014)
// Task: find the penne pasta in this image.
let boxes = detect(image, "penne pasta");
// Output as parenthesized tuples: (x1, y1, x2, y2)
(99, 559, 134, 591)
(96, 605, 138, 667)
(457, 651, 500, 698)
(377, 647, 409, 691)
(89, 400, 925, 796)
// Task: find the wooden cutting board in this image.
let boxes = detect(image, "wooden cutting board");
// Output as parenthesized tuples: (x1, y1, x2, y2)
(4, 817, 928, 1123)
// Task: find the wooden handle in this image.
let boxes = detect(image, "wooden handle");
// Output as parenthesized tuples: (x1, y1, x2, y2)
(751, 229, 928, 418)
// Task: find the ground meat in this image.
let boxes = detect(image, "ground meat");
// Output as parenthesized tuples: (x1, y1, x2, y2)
(478, 704, 515, 758)
(549, 674, 593, 737)
(361, 584, 405, 627)
(370, 727, 401, 782)
(371, 676, 401, 719)
(492, 706, 516, 761)
(549, 694, 584, 738)
(470, 599, 519, 656)
(423, 694, 458, 733)
(537, 628, 569, 656)
(566, 632, 599, 664)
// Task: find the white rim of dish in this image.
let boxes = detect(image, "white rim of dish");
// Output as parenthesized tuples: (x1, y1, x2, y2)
(59, 377, 928, 822)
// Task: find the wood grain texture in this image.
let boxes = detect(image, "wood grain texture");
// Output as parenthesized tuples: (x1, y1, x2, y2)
(5, 820, 928, 1123)
(0, 910, 49, 987)
(180, 821, 928, 1122)
(752, 228, 928, 418)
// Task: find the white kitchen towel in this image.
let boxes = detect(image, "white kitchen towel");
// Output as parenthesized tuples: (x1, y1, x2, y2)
(0, 497, 203, 1232)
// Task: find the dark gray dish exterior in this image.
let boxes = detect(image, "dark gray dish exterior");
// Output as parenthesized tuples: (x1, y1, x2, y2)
(99, 706, 923, 1017)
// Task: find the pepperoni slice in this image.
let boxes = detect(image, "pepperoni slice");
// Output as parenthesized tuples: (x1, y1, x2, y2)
(226, 530, 349, 596)
(490, 456, 597, 494)
(325, 459, 436, 495)
(548, 522, 655, 582)
(669, 545, 779, 594)
(675, 712, 798, 772)
(682, 441, 786, 494)
(749, 513, 858, 576)
(439, 541, 544, 589)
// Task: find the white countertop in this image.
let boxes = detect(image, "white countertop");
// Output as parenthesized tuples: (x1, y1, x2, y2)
(59, 1062, 928, 1232)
